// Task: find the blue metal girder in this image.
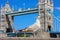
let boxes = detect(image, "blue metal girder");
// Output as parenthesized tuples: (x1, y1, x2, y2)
(5, 8, 38, 16)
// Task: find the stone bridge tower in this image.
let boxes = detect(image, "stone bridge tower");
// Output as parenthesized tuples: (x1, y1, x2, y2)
(0, 1, 14, 33)
(38, 0, 54, 32)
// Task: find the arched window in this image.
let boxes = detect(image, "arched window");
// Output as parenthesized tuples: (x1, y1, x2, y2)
(47, 25, 51, 32)
(49, 16, 51, 20)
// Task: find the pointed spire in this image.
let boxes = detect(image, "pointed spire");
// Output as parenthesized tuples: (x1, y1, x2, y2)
(5, 0, 11, 13)
(11, 6, 14, 13)
(18, 8, 22, 11)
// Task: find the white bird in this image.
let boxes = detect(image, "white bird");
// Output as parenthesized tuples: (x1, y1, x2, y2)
(22, 16, 41, 32)
(28, 18, 41, 32)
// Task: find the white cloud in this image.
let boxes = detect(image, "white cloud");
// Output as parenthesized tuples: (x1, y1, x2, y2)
(55, 7, 60, 10)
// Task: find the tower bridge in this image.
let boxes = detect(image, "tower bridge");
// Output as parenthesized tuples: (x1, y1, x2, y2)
(5, 7, 60, 38)
(5, 7, 60, 32)
(0, 0, 60, 38)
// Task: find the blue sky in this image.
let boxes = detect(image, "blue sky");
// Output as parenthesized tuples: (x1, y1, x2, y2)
(54, 0, 60, 32)
(0, 0, 60, 32)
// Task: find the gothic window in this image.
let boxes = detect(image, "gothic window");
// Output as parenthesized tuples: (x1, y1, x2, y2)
(49, 16, 51, 20)
(47, 25, 51, 32)
(12, 16, 14, 20)
(6, 28, 13, 33)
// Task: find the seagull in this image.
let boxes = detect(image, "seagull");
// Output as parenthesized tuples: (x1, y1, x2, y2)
(22, 16, 41, 32)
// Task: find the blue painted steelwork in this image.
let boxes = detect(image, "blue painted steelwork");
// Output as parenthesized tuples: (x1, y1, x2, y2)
(7, 32, 33, 37)
(7, 32, 16, 37)
(50, 32, 60, 38)
(17, 32, 33, 37)
(50, 32, 60, 34)
(0, 30, 4, 34)
(5, 8, 38, 16)
(46, 7, 60, 33)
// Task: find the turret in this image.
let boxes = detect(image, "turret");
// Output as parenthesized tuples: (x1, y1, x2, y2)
(5, 1, 11, 13)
